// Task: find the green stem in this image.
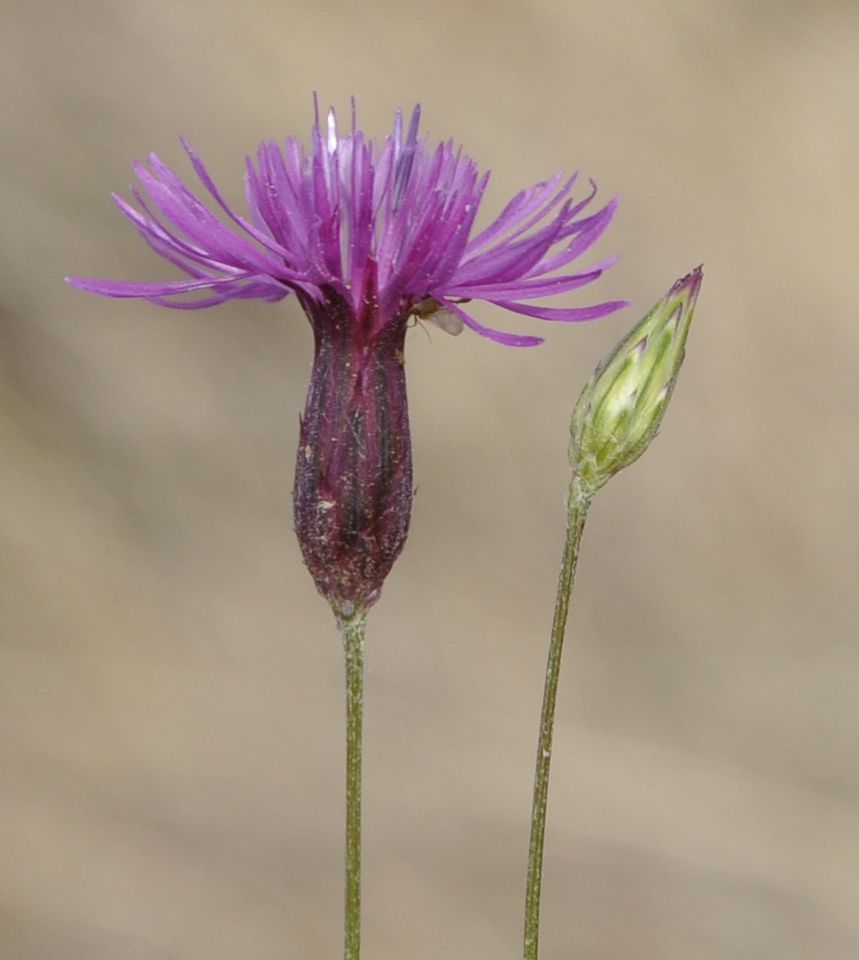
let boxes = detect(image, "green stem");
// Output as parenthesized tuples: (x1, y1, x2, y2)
(339, 612, 367, 960)
(523, 475, 592, 960)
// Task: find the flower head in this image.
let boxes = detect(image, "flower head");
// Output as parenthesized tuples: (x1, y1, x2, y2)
(68, 101, 625, 616)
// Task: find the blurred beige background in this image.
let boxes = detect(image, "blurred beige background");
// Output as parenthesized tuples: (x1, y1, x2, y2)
(2, 1, 857, 958)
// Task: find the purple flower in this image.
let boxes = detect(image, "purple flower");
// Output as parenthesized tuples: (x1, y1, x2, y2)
(68, 101, 626, 617)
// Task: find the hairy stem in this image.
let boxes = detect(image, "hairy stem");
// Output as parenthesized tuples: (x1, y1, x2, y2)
(523, 475, 592, 960)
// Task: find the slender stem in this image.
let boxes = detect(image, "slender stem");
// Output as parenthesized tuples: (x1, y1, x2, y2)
(523, 475, 592, 960)
(339, 611, 367, 960)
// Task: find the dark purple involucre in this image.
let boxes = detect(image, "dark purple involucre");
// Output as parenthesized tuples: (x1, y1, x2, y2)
(68, 101, 626, 615)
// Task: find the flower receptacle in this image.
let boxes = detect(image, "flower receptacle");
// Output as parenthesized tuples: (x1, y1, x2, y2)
(293, 294, 413, 618)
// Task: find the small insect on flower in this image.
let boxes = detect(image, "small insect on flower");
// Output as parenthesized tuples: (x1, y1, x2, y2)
(67, 99, 626, 617)
(410, 297, 465, 336)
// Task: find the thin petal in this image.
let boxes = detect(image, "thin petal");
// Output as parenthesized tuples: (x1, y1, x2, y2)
(180, 137, 297, 262)
(445, 261, 614, 301)
(435, 298, 544, 347)
(464, 173, 571, 256)
(65, 274, 279, 300)
(488, 298, 628, 322)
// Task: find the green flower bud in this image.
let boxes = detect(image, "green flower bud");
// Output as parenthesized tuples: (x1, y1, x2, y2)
(570, 267, 702, 493)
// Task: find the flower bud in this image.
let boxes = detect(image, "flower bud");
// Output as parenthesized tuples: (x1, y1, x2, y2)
(570, 267, 702, 493)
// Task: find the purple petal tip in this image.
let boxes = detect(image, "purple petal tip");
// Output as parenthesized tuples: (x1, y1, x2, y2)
(670, 265, 704, 297)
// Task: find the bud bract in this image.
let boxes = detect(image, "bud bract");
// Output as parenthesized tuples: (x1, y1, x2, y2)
(570, 267, 702, 493)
